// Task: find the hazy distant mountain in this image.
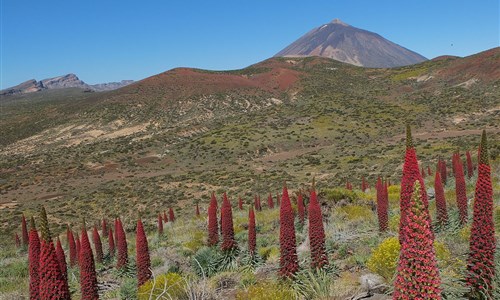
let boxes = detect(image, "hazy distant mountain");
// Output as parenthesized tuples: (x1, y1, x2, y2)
(1, 74, 134, 95)
(275, 19, 427, 68)
(90, 80, 135, 92)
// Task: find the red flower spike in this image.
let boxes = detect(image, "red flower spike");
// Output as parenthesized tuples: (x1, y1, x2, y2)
(279, 184, 299, 278)
(92, 226, 104, 264)
(56, 237, 68, 282)
(22, 214, 29, 247)
(454, 154, 468, 225)
(238, 197, 243, 210)
(221, 193, 238, 252)
(393, 181, 441, 299)
(169, 207, 175, 222)
(248, 207, 256, 256)
(267, 193, 274, 209)
(196, 203, 200, 217)
(29, 217, 41, 300)
(434, 171, 448, 225)
(376, 177, 389, 232)
(163, 210, 168, 223)
(157, 213, 163, 236)
(116, 218, 128, 269)
(38, 206, 70, 299)
(136, 218, 152, 286)
(79, 220, 99, 300)
(398, 125, 431, 245)
(466, 131, 496, 298)
(207, 192, 219, 246)
(308, 186, 328, 269)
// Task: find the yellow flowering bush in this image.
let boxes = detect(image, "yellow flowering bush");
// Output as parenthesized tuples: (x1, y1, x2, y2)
(367, 237, 400, 281)
(138, 272, 186, 300)
(236, 280, 296, 300)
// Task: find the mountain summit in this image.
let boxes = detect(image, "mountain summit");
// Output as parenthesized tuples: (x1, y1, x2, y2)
(275, 19, 427, 68)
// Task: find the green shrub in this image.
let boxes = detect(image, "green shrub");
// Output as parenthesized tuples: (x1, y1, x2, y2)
(192, 247, 222, 277)
(137, 272, 186, 300)
(119, 277, 138, 300)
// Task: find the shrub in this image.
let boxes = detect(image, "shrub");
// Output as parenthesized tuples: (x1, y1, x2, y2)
(366, 237, 400, 281)
(322, 188, 357, 204)
(341, 205, 373, 220)
(138, 272, 187, 300)
(192, 247, 222, 278)
(235, 280, 296, 300)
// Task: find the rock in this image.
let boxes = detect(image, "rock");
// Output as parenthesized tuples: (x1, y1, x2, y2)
(427, 187, 435, 199)
(359, 273, 387, 294)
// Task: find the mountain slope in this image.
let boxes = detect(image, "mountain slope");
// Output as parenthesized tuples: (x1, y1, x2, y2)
(275, 19, 427, 68)
(0, 48, 499, 242)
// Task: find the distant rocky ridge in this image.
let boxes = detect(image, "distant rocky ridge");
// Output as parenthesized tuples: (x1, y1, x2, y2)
(1, 74, 134, 95)
(275, 19, 427, 68)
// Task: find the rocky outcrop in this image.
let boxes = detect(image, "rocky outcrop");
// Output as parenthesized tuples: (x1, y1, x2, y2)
(1, 75, 133, 96)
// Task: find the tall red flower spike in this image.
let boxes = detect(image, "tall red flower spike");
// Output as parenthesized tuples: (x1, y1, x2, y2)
(79, 220, 99, 300)
(398, 125, 431, 245)
(92, 226, 104, 264)
(108, 228, 115, 258)
(163, 210, 168, 223)
(279, 184, 299, 278)
(221, 192, 238, 252)
(376, 177, 389, 232)
(276, 193, 281, 207)
(267, 193, 274, 209)
(136, 218, 152, 287)
(169, 207, 175, 222)
(297, 192, 305, 224)
(466, 150, 473, 179)
(157, 213, 163, 236)
(238, 197, 243, 210)
(196, 203, 200, 217)
(308, 185, 328, 269)
(22, 213, 29, 247)
(421, 167, 426, 179)
(116, 218, 128, 269)
(38, 206, 70, 299)
(427, 166, 431, 176)
(466, 131, 496, 298)
(102, 218, 107, 238)
(55, 237, 68, 283)
(454, 154, 468, 225)
(66, 227, 77, 267)
(393, 181, 441, 299)
(207, 192, 219, 246)
(439, 159, 447, 184)
(434, 171, 448, 225)
(29, 216, 40, 300)
(248, 207, 256, 256)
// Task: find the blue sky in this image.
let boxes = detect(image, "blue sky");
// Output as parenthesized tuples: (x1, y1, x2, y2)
(1, 0, 498, 88)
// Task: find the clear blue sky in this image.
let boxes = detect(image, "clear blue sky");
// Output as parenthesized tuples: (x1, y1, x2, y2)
(1, 0, 498, 88)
